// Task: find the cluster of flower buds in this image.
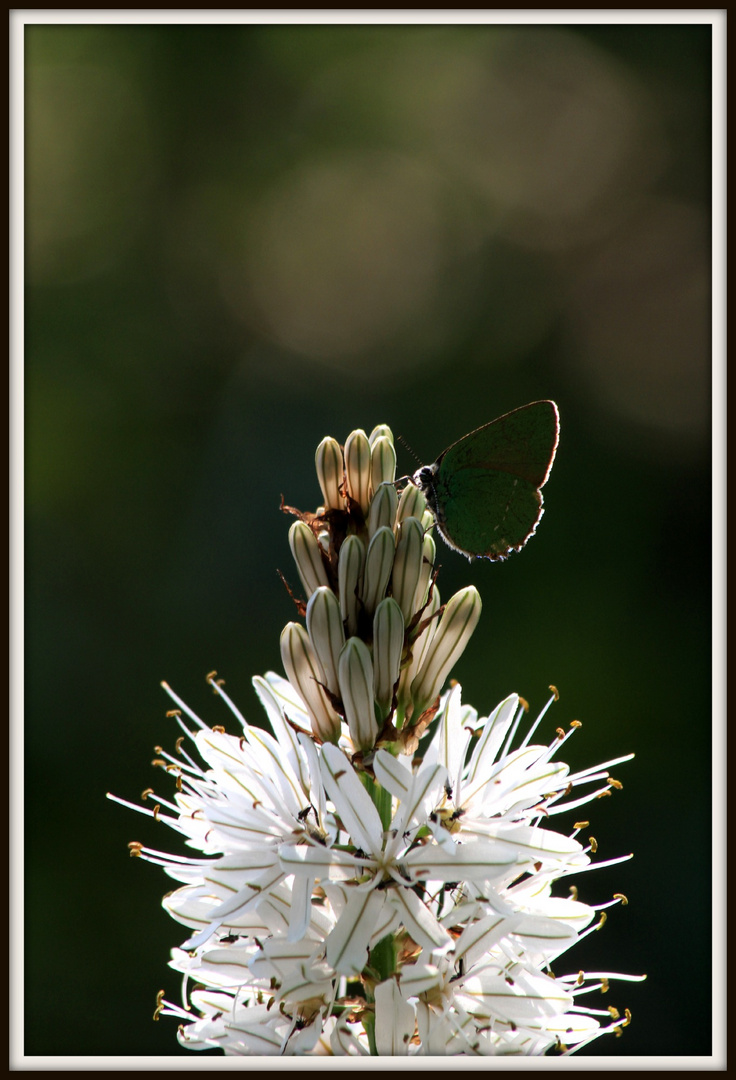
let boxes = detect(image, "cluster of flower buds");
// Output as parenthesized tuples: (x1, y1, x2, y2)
(281, 425, 481, 756)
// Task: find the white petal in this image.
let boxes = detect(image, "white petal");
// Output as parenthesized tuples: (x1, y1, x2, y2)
(395, 958, 441, 998)
(462, 694, 518, 804)
(374, 977, 416, 1055)
(402, 839, 518, 884)
(464, 821, 584, 865)
(325, 886, 385, 974)
(320, 743, 383, 855)
(422, 682, 471, 784)
(279, 841, 366, 881)
(386, 887, 453, 953)
(453, 911, 518, 965)
(252, 673, 310, 790)
(287, 870, 314, 942)
(458, 969, 572, 1022)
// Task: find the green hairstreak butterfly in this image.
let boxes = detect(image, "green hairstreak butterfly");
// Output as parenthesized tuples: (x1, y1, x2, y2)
(411, 400, 559, 561)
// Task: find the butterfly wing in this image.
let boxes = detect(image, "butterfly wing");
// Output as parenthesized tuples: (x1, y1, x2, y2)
(434, 401, 559, 560)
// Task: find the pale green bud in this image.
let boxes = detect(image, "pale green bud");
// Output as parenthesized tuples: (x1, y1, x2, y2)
(361, 526, 395, 617)
(344, 429, 372, 515)
(373, 598, 404, 720)
(306, 586, 345, 697)
(315, 436, 344, 511)
(338, 533, 365, 638)
(397, 586, 440, 711)
(368, 424, 394, 446)
(289, 520, 330, 598)
(280, 622, 341, 743)
(368, 482, 399, 538)
(410, 586, 482, 718)
(396, 483, 427, 527)
(338, 636, 378, 752)
(392, 517, 426, 622)
(370, 435, 397, 492)
(416, 533, 437, 611)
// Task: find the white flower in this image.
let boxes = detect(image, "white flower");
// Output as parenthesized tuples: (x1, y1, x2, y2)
(109, 422, 643, 1055)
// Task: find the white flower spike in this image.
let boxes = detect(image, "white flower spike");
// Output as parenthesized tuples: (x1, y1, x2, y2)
(109, 421, 643, 1056)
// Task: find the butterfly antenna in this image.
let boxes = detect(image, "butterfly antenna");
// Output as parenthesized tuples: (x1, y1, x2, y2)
(397, 433, 423, 467)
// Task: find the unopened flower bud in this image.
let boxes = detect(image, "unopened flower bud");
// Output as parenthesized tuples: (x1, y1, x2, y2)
(338, 637, 378, 751)
(416, 533, 437, 611)
(392, 517, 426, 622)
(361, 526, 395, 617)
(369, 424, 394, 446)
(368, 482, 399, 538)
(289, 521, 330, 598)
(315, 437, 344, 510)
(306, 586, 345, 697)
(397, 586, 440, 711)
(370, 435, 396, 492)
(410, 586, 482, 718)
(338, 534, 365, 637)
(396, 483, 427, 527)
(280, 622, 341, 743)
(344, 429, 372, 515)
(373, 598, 404, 720)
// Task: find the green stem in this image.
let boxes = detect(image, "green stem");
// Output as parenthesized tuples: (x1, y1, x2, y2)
(360, 773, 392, 833)
(359, 774, 397, 1052)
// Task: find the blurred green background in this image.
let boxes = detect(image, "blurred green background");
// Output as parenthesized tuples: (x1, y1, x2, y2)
(24, 22, 712, 1058)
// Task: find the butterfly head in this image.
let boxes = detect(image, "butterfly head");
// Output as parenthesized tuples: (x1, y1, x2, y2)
(412, 463, 438, 496)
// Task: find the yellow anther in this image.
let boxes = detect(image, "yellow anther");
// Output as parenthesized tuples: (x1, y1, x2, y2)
(576, 971, 584, 985)
(624, 1008, 632, 1025)
(216, 678, 225, 687)
(166, 709, 181, 718)
(596, 789, 612, 798)
(153, 989, 165, 1021)
(518, 695, 529, 712)
(570, 719, 582, 728)
(153, 804, 161, 821)
(608, 776, 623, 789)
(151, 758, 166, 768)
(589, 836, 598, 853)
(211, 725, 226, 734)
(153, 746, 163, 754)
(598, 912, 608, 929)
(176, 775, 182, 792)
(573, 821, 589, 830)
(127, 841, 143, 857)
(600, 976, 610, 993)
(555, 727, 565, 740)
(549, 685, 559, 700)
(568, 885, 578, 900)
(141, 788, 154, 801)
(608, 1005, 620, 1019)
(564, 781, 573, 796)
(175, 736, 185, 753)
(614, 1026, 622, 1037)
(205, 670, 218, 682)
(613, 892, 629, 905)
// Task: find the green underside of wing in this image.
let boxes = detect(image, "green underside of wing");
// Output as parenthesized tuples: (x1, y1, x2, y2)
(436, 468, 543, 558)
(440, 403, 558, 487)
